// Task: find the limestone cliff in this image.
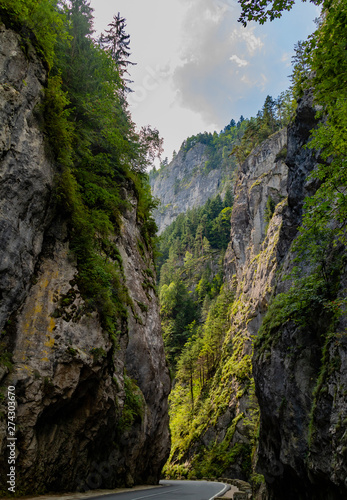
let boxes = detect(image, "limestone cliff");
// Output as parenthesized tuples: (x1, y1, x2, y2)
(0, 23, 170, 494)
(181, 92, 347, 499)
(253, 93, 347, 499)
(219, 92, 347, 499)
(163, 127, 289, 482)
(150, 143, 230, 234)
(208, 127, 288, 477)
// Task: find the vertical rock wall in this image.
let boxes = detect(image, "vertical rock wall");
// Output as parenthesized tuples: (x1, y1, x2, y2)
(0, 24, 170, 495)
(253, 93, 347, 499)
(165, 129, 289, 480)
(214, 129, 288, 476)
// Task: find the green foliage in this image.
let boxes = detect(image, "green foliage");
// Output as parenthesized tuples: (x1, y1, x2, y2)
(298, 2, 347, 247)
(0, 0, 69, 68)
(157, 193, 233, 368)
(256, 2, 347, 253)
(162, 285, 256, 480)
(0, 348, 13, 371)
(43, 74, 73, 165)
(231, 93, 294, 164)
(160, 281, 198, 366)
(158, 193, 233, 274)
(3, 0, 161, 341)
(173, 286, 234, 390)
(275, 144, 287, 162)
(193, 441, 251, 478)
(152, 120, 245, 182)
(264, 195, 276, 227)
(186, 125, 240, 173)
(118, 375, 144, 431)
(90, 347, 107, 361)
(99, 11, 136, 90)
(255, 227, 345, 355)
(237, 0, 323, 27)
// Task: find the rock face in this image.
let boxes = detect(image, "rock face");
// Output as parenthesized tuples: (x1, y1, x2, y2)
(212, 128, 288, 477)
(150, 144, 227, 234)
(253, 93, 347, 499)
(0, 22, 53, 332)
(164, 128, 289, 481)
(0, 24, 170, 494)
(224, 128, 288, 282)
(178, 92, 346, 499)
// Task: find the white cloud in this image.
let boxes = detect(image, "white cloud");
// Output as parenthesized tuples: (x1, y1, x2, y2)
(89, 0, 321, 161)
(258, 73, 268, 91)
(230, 27, 264, 56)
(281, 52, 292, 67)
(230, 55, 249, 67)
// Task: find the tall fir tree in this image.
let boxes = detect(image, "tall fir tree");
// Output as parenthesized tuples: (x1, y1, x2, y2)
(99, 12, 136, 92)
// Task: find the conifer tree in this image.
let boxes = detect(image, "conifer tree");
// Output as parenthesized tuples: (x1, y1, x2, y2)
(99, 12, 136, 92)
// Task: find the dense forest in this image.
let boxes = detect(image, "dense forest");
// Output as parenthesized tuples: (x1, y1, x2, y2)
(157, 190, 233, 367)
(156, 117, 279, 482)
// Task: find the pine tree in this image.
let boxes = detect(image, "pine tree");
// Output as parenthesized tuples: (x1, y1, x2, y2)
(99, 12, 136, 91)
(57, 0, 95, 101)
(262, 95, 276, 133)
(224, 185, 234, 208)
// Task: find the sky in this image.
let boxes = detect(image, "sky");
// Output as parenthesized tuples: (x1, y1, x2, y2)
(89, 0, 320, 164)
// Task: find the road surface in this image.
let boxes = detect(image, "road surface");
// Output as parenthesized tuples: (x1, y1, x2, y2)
(88, 479, 230, 500)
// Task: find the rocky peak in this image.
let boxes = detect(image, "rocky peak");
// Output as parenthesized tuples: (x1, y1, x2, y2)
(150, 143, 226, 234)
(224, 128, 287, 282)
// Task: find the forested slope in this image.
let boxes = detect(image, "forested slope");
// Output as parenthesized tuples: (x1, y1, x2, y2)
(149, 92, 293, 234)
(156, 1, 347, 498)
(160, 127, 288, 488)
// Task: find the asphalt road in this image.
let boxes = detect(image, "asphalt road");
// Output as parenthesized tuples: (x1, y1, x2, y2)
(87, 480, 230, 500)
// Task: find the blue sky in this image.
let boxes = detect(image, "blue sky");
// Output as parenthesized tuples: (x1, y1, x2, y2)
(89, 0, 320, 163)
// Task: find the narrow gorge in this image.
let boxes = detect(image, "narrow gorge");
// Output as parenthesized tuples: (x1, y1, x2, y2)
(0, 0, 346, 499)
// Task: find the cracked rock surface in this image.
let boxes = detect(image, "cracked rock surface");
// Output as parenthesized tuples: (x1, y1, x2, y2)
(0, 24, 170, 494)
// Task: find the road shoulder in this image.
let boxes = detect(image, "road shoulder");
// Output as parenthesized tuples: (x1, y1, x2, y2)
(14, 485, 162, 500)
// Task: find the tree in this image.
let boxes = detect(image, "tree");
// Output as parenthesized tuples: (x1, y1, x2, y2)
(237, 115, 245, 127)
(224, 185, 234, 208)
(237, 0, 323, 27)
(300, 0, 347, 242)
(238, 0, 347, 315)
(275, 90, 296, 127)
(99, 12, 136, 90)
(261, 95, 276, 134)
(57, 0, 95, 101)
(203, 236, 212, 255)
(242, 0, 347, 243)
(161, 157, 169, 168)
(211, 207, 232, 249)
(136, 125, 164, 169)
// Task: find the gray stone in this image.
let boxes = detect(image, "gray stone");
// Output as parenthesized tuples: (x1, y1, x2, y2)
(0, 24, 170, 494)
(150, 143, 230, 234)
(253, 92, 347, 499)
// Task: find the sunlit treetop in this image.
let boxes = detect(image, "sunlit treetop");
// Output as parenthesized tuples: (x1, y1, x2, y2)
(237, 0, 324, 26)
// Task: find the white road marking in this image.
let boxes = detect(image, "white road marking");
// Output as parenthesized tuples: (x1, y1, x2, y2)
(208, 482, 230, 500)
